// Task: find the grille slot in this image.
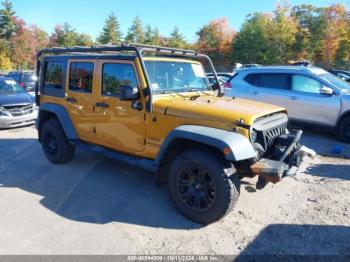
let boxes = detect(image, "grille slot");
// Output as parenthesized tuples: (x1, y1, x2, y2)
(4, 104, 34, 117)
(263, 123, 288, 149)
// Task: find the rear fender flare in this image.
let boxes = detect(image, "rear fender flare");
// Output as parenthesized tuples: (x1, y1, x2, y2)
(38, 103, 77, 140)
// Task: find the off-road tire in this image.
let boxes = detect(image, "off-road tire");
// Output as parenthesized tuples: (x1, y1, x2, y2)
(338, 116, 350, 143)
(168, 148, 240, 225)
(40, 118, 75, 164)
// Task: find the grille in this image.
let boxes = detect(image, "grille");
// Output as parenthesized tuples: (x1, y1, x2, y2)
(263, 123, 288, 149)
(4, 104, 34, 117)
(252, 113, 288, 151)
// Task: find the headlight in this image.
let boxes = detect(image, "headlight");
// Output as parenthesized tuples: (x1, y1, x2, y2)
(251, 130, 257, 142)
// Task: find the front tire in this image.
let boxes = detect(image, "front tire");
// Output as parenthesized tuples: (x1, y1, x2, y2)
(168, 148, 240, 225)
(338, 116, 350, 143)
(40, 118, 75, 164)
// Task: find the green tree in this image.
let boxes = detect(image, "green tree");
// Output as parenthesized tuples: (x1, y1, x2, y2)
(77, 33, 94, 46)
(144, 25, 161, 45)
(232, 13, 271, 64)
(291, 4, 327, 63)
(268, 4, 298, 63)
(0, 0, 15, 67)
(97, 13, 122, 45)
(125, 16, 145, 43)
(0, 0, 15, 40)
(168, 26, 188, 48)
(49, 23, 92, 47)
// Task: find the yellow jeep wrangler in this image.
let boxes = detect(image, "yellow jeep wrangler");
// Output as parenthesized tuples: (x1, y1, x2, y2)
(35, 44, 315, 224)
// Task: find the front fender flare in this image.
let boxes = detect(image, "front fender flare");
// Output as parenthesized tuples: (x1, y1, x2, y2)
(155, 125, 256, 166)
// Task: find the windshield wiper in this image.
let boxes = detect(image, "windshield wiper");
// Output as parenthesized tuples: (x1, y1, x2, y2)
(154, 90, 176, 94)
(154, 90, 187, 98)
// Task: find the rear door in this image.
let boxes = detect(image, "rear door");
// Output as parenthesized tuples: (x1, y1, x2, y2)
(65, 60, 96, 141)
(285, 74, 341, 126)
(243, 73, 289, 108)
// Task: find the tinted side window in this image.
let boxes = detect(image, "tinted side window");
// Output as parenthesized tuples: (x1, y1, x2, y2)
(245, 73, 290, 90)
(102, 63, 138, 96)
(44, 62, 64, 89)
(292, 75, 323, 94)
(69, 62, 94, 93)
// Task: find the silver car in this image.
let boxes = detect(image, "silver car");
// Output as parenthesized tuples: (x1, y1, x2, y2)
(225, 66, 350, 143)
(0, 77, 37, 128)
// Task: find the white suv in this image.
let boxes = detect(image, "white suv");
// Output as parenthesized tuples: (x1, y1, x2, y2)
(225, 66, 350, 143)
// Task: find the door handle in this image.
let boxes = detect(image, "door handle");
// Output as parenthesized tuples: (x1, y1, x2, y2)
(252, 90, 258, 95)
(290, 96, 298, 101)
(66, 97, 77, 103)
(95, 102, 109, 108)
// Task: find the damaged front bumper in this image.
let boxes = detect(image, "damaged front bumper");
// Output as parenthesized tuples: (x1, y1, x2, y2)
(250, 130, 316, 185)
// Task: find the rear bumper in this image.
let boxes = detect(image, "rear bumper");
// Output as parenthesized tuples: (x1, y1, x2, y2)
(250, 130, 316, 184)
(0, 111, 37, 129)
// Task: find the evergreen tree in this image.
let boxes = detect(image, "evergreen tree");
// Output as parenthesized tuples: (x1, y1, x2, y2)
(144, 25, 161, 45)
(98, 13, 122, 45)
(125, 16, 145, 43)
(168, 26, 187, 48)
(0, 0, 15, 40)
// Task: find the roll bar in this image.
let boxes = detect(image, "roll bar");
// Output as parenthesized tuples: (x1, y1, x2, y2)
(35, 43, 224, 109)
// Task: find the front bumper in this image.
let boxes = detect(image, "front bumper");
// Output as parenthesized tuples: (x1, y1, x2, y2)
(0, 111, 37, 128)
(250, 130, 316, 184)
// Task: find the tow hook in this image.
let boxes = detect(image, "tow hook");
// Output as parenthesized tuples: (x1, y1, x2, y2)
(297, 145, 317, 159)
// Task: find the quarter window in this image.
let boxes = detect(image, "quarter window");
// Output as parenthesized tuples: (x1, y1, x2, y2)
(44, 62, 65, 89)
(245, 73, 290, 90)
(69, 62, 94, 93)
(102, 63, 138, 96)
(291, 75, 323, 94)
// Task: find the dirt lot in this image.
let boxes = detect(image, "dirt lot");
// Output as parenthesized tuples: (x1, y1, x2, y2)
(0, 126, 349, 256)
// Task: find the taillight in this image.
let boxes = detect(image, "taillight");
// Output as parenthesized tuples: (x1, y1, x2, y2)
(224, 82, 232, 88)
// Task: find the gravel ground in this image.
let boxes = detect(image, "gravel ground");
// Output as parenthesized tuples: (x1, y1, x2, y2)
(0, 125, 349, 256)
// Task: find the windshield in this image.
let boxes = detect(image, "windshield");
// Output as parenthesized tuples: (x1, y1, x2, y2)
(320, 73, 350, 91)
(0, 79, 26, 94)
(144, 60, 211, 93)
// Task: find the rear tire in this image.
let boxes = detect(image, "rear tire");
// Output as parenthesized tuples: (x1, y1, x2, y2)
(40, 118, 75, 164)
(337, 117, 350, 143)
(168, 148, 240, 225)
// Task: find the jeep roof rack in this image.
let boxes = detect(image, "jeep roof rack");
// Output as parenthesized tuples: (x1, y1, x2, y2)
(35, 43, 223, 109)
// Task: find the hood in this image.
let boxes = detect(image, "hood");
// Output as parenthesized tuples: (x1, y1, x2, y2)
(153, 94, 286, 126)
(0, 92, 34, 106)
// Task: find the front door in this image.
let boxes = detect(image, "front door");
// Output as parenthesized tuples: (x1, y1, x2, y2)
(65, 60, 96, 141)
(94, 60, 146, 153)
(286, 74, 341, 126)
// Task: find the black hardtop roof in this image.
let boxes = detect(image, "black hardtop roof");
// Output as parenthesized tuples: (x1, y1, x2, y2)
(43, 53, 137, 61)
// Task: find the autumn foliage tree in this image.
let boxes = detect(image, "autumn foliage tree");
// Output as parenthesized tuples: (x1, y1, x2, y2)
(196, 18, 236, 70)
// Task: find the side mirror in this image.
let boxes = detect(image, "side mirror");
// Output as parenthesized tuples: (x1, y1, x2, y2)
(120, 86, 140, 101)
(320, 86, 334, 96)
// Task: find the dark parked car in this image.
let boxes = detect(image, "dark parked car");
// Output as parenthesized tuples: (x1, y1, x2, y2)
(329, 69, 350, 82)
(0, 77, 37, 128)
(207, 72, 235, 88)
(6, 71, 37, 95)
